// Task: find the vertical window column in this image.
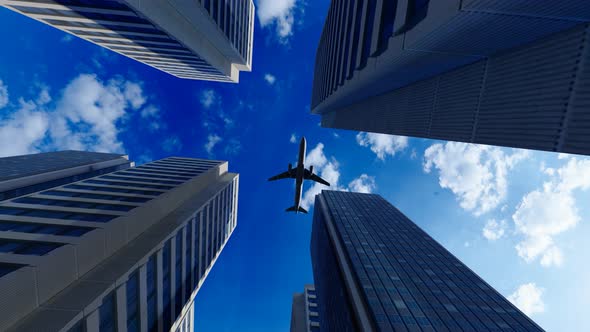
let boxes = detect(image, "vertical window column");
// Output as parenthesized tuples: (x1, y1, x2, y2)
(174, 231, 183, 316)
(146, 255, 158, 332)
(99, 292, 117, 332)
(126, 271, 140, 332)
(162, 241, 172, 331)
(193, 212, 201, 288)
(184, 222, 192, 302)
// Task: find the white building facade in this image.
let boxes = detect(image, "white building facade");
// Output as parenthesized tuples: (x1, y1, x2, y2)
(290, 284, 320, 332)
(0, 152, 239, 332)
(1, 0, 255, 82)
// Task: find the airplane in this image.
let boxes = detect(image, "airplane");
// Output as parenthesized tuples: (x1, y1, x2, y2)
(268, 137, 330, 214)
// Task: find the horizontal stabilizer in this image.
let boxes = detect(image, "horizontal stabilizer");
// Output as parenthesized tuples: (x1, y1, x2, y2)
(286, 206, 308, 214)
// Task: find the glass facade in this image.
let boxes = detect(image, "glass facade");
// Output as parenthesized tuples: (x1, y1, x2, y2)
(126, 270, 140, 332)
(174, 231, 183, 316)
(311, 202, 357, 332)
(162, 240, 172, 332)
(146, 255, 158, 332)
(99, 292, 117, 332)
(312, 191, 544, 331)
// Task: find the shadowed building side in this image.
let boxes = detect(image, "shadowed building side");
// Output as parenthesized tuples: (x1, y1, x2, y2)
(311, 0, 590, 155)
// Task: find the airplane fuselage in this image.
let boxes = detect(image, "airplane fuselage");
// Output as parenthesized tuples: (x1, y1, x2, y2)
(294, 137, 306, 211)
(268, 136, 330, 214)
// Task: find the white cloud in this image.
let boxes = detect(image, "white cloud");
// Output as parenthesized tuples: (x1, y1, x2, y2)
(356, 132, 408, 160)
(423, 142, 529, 216)
(139, 105, 162, 131)
(0, 74, 147, 157)
(0, 79, 8, 108)
(0, 99, 49, 157)
(348, 174, 376, 194)
(264, 73, 276, 85)
(300, 143, 345, 210)
(300, 143, 378, 210)
(508, 283, 545, 316)
(50, 74, 143, 153)
(512, 158, 590, 267)
(36, 87, 51, 105)
(200, 89, 217, 109)
(305, 142, 328, 169)
(162, 136, 182, 153)
(124, 82, 145, 110)
(482, 219, 506, 241)
(205, 134, 222, 154)
(256, 0, 298, 42)
(290, 133, 297, 143)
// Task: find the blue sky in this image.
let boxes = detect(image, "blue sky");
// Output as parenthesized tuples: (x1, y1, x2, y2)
(1, 1, 590, 331)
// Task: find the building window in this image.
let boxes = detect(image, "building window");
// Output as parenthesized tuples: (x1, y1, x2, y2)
(126, 271, 140, 332)
(146, 255, 158, 332)
(99, 292, 117, 332)
(162, 241, 172, 331)
(174, 231, 183, 316)
(185, 221, 192, 301)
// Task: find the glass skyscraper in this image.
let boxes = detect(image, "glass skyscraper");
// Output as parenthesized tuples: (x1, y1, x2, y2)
(0, 151, 239, 332)
(1, 0, 255, 82)
(311, 190, 544, 331)
(311, 1, 590, 155)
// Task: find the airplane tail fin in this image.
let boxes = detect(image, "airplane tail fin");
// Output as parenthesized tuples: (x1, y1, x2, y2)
(286, 206, 308, 214)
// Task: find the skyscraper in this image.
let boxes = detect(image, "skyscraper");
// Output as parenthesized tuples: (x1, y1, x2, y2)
(0, 0, 255, 82)
(0, 151, 239, 332)
(290, 284, 320, 332)
(311, 1, 590, 155)
(311, 190, 543, 331)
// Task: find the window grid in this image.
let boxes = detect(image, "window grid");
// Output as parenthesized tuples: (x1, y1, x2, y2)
(316, 191, 541, 331)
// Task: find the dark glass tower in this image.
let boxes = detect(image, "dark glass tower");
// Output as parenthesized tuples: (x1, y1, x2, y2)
(311, 190, 544, 331)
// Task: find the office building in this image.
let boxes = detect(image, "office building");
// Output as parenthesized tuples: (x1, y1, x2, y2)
(0, 0, 255, 82)
(0, 151, 239, 332)
(311, 1, 590, 155)
(290, 284, 320, 332)
(311, 190, 543, 331)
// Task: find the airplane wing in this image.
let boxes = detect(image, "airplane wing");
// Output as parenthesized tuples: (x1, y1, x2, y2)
(304, 169, 330, 186)
(268, 169, 297, 181)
